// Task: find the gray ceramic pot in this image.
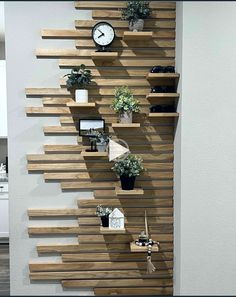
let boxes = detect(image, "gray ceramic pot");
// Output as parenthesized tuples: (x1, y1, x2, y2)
(119, 111, 133, 124)
(129, 19, 144, 32)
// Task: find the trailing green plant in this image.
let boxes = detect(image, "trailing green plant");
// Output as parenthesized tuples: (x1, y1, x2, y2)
(111, 86, 140, 114)
(94, 131, 111, 144)
(121, 1, 152, 24)
(64, 64, 92, 91)
(112, 154, 144, 177)
(96, 205, 113, 217)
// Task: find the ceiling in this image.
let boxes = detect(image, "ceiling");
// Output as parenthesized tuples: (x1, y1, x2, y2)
(0, 2, 4, 42)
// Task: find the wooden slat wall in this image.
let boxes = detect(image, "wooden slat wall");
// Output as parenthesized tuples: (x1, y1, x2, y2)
(26, 1, 177, 295)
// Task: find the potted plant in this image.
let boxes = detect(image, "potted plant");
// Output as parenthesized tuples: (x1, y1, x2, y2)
(111, 86, 140, 124)
(96, 205, 113, 227)
(112, 154, 144, 190)
(94, 131, 110, 152)
(121, 1, 152, 32)
(64, 64, 92, 103)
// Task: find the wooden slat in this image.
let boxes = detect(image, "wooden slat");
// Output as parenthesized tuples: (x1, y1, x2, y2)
(75, 2, 176, 10)
(28, 208, 80, 217)
(62, 251, 173, 262)
(130, 242, 159, 252)
(75, 208, 173, 217)
(115, 187, 144, 196)
(59, 58, 175, 68)
(38, 243, 173, 254)
(28, 227, 79, 235)
(100, 227, 126, 234)
(94, 189, 173, 198)
(91, 52, 118, 60)
(148, 113, 179, 118)
(75, 20, 175, 29)
(29, 261, 173, 272)
(26, 107, 70, 115)
(123, 31, 153, 41)
(30, 269, 173, 280)
(78, 198, 173, 208)
(61, 180, 173, 190)
(78, 233, 173, 243)
(42, 29, 175, 39)
(62, 278, 173, 288)
(94, 287, 173, 296)
(75, 39, 175, 49)
(44, 171, 173, 181)
(25, 88, 69, 96)
(44, 144, 174, 153)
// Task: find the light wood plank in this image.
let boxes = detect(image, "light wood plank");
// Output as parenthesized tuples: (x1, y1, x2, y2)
(30, 269, 173, 280)
(62, 278, 173, 288)
(115, 187, 144, 196)
(75, 2, 176, 10)
(29, 261, 173, 272)
(66, 102, 96, 107)
(148, 113, 179, 118)
(123, 31, 153, 41)
(28, 227, 79, 235)
(146, 93, 179, 99)
(91, 52, 118, 60)
(28, 208, 80, 217)
(81, 151, 108, 157)
(75, 20, 175, 29)
(94, 189, 173, 198)
(59, 58, 175, 68)
(111, 123, 140, 128)
(25, 88, 70, 96)
(94, 287, 173, 296)
(62, 251, 173, 262)
(130, 242, 159, 253)
(26, 107, 70, 115)
(100, 227, 126, 234)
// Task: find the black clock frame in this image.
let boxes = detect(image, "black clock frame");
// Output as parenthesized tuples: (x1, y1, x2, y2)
(91, 21, 115, 52)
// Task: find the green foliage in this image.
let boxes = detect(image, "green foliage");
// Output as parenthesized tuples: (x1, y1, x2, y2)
(121, 1, 152, 23)
(64, 64, 92, 90)
(94, 131, 110, 144)
(111, 86, 140, 113)
(96, 205, 113, 217)
(112, 154, 144, 177)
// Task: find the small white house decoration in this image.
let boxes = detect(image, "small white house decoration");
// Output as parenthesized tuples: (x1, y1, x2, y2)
(109, 208, 124, 229)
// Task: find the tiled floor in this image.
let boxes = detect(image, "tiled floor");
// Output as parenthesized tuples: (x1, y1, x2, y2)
(0, 243, 10, 296)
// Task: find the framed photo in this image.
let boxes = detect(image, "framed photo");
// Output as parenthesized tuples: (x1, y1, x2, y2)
(79, 119, 105, 137)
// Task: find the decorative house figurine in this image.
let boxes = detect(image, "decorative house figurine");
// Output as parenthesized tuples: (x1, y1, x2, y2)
(109, 208, 124, 229)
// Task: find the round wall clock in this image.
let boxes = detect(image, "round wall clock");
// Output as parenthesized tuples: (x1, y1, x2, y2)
(92, 21, 115, 52)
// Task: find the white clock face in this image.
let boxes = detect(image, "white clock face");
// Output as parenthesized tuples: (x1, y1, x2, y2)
(93, 22, 115, 47)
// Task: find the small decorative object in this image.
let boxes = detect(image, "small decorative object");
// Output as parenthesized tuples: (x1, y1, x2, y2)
(150, 105, 175, 113)
(151, 86, 176, 93)
(92, 21, 115, 52)
(121, 1, 152, 32)
(135, 211, 160, 274)
(0, 163, 6, 180)
(64, 64, 92, 103)
(112, 153, 144, 190)
(96, 205, 113, 227)
(111, 86, 140, 124)
(109, 208, 125, 229)
(94, 131, 110, 152)
(79, 119, 105, 152)
(150, 66, 175, 73)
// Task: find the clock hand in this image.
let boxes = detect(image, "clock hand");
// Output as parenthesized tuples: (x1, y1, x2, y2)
(98, 33, 104, 38)
(98, 29, 104, 34)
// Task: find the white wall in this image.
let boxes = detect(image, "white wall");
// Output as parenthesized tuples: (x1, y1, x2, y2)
(175, 2, 236, 295)
(5, 2, 93, 295)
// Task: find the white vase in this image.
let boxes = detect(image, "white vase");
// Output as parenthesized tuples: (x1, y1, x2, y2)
(97, 143, 107, 152)
(119, 111, 133, 124)
(75, 89, 88, 103)
(129, 19, 144, 32)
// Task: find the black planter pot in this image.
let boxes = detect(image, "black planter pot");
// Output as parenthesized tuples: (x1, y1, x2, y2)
(120, 175, 136, 190)
(100, 215, 109, 227)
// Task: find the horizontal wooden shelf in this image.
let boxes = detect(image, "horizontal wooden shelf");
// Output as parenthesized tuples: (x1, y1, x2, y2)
(66, 102, 96, 107)
(130, 242, 159, 253)
(148, 112, 179, 118)
(115, 187, 144, 196)
(91, 52, 118, 60)
(123, 31, 153, 41)
(146, 93, 179, 99)
(81, 151, 108, 157)
(111, 123, 140, 128)
(146, 73, 180, 80)
(100, 227, 126, 234)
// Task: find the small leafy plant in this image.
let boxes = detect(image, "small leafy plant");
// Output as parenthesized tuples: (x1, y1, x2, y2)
(94, 131, 110, 144)
(121, 1, 152, 24)
(64, 64, 92, 91)
(111, 86, 140, 114)
(112, 154, 144, 177)
(96, 205, 113, 217)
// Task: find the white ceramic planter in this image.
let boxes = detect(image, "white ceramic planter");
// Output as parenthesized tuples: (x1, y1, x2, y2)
(75, 89, 88, 103)
(119, 111, 133, 124)
(129, 19, 144, 32)
(97, 143, 107, 152)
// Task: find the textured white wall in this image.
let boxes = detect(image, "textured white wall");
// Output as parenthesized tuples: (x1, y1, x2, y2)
(175, 2, 236, 295)
(5, 2, 93, 295)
